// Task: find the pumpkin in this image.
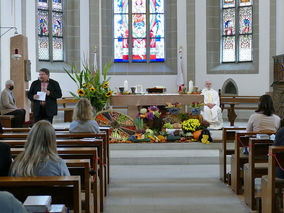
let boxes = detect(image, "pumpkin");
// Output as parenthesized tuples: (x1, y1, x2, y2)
(193, 130, 202, 140)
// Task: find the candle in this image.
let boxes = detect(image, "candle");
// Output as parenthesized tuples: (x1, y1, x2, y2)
(124, 80, 128, 92)
(188, 80, 194, 93)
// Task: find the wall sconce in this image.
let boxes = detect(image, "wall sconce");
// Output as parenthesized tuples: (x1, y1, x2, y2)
(11, 48, 22, 61)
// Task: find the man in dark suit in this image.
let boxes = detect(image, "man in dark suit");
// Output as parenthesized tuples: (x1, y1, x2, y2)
(0, 142, 12, 176)
(28, 68, 62, 123)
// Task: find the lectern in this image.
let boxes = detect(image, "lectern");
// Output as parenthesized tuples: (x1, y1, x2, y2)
(272, 54, 284, 118)
(10, 35, 30, 121)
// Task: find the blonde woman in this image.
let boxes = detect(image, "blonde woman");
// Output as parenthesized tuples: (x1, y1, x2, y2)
(10, 120, 70, 176)
(69, 98, 100, 133)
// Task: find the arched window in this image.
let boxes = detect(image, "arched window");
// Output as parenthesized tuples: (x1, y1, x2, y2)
(37, 0, 64, 62)
(114, 0, 165, 63)
(221, 0, 253, 63)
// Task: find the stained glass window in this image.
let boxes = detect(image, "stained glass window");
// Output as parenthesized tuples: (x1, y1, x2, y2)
(38, 0, 64, 61)
(114, 0, 129, 62)
(221, 0, 253, 63)
(113, 0, 165, 63)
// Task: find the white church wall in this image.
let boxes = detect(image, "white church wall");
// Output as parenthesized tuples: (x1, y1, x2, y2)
(0, 0, 22, 89)
(276, 0, 284, 55)
(195, 0, 271, 96)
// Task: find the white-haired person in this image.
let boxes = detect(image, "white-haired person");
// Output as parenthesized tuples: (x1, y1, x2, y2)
(10, 120, 70, 176)
(69, 98, 100, 133)
(0, 80, 26, 127)
(201, 80, 223, 129)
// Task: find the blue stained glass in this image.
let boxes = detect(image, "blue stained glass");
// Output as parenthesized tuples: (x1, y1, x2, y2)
(114, 0, 128, 13)
(52, 0, 63, 11)
(223, 0, 235, 8)
(114, 14, 129, 38)
(239, 7, 252, 34)
(38, 10, 49, 36)
(150, 0, 164, 13)
(38, 0, 48, 10)
(52, 12, 63, 37)
(150, 14, 164, 38)
(223, 8, 235, 35)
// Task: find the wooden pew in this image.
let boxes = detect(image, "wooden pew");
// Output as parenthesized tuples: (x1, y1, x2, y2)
(219, 126, 246, 183)
(0, 176, 81, 213)
(243, 138, 273, 210)
(57, 98, 78, 122)
(262, 146, 284, 213)
(10, 147, 103, 212)
(65, 159, 96, 213)
(231, 131, 275, 194)
(1, 138, 103, 213)
(220, 95, 259, 126)
(0, 115, 15, 128)
(0, 129, 110, 196)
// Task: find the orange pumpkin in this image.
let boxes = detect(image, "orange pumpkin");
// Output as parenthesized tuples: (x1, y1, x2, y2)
(193, 130, 202, 140)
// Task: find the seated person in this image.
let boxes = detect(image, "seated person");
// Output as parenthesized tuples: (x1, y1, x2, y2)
(201, 80, 223, 129)
(246, 95, 280, 132)
(0, 142, 12, 176)
(10, 120, 70, 176)
(69, 98, 100, 133)
(273, 127, 284, 178)
(0, 80, 26, 127)
(0, 191, 28, 213)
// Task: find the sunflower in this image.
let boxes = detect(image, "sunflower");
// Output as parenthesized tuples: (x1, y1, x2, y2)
(83, 83, 87, 88)
(105, 91, 112, 97)
(78, 89, 85, 96)
(103, 82, 109, 89)
(90, 87, 96, 92)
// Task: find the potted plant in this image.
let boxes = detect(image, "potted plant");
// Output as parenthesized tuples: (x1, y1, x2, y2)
(64, 62, 113, 113)
(190, 102, 204, 116)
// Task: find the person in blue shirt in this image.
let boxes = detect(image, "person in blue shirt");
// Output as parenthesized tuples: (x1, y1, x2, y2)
(69, 98, 100, 133)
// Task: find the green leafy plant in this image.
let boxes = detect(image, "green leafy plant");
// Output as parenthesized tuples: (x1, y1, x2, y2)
(64, 62, 112, 112)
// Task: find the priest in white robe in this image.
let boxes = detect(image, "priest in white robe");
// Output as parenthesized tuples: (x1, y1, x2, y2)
(201, 81, 223, 129)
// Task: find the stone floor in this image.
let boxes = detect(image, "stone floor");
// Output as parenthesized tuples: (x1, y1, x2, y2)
(104, 165, 250, 213)
(53, 120, 250, 213)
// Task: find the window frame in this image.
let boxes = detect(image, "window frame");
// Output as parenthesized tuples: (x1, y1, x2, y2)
(113, 0, 166, 64)
(220, 0, 253, 64)
(37, 0, 65, 62)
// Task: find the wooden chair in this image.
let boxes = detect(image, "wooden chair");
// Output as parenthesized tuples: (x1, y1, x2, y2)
(0, 176, 81, 213)
(243, 138, 273, 210)
(231, 131, 275, 194)
(219, 126, 246, 183)
(262, 146, 284, 213)
(57, 98, 78, 122)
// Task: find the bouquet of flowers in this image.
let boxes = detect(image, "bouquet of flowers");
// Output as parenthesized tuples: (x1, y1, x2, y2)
(136, 106, 162, 120)
(190, 102, 204, 116)
(182, 119, 201, 132)
(165, 102, 182, 115)
(64, 62, 112, 112)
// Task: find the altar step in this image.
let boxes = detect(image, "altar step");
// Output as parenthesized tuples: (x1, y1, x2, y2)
(110, 143, 224, 165)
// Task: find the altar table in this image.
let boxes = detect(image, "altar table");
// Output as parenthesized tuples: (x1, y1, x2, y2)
(111, 94, 204, 119)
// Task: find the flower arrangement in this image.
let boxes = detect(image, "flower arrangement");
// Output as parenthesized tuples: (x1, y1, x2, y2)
(64, 62, 112, 112)
(182, 119, 201, 132)
(165, 102, 182, 115)
(190, 102, 204, 116)
(136, 106, 162, 120)
(190, 102, 204, 108)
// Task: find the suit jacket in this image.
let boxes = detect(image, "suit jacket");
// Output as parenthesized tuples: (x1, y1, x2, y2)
(28, 78, 62, 117)
(0, 142, 12, 176)
(0, 88, 17, 115)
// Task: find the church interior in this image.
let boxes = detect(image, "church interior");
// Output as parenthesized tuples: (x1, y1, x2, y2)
(0, 0, 284, 212)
